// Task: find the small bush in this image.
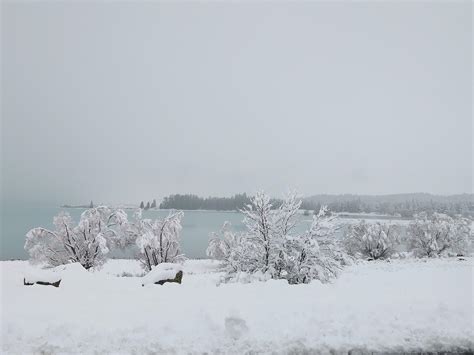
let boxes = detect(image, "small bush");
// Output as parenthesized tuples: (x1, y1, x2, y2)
(342, 220, 401, 260)
(407, 213, 471, 257)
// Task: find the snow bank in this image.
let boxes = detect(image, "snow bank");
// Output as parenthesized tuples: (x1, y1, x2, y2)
(97, 258, 145, 277)
(1, 258, 473, 354)
(23, 266, 61, 284)
(55, 263, 96, 285)
(141, 263, 183, 286)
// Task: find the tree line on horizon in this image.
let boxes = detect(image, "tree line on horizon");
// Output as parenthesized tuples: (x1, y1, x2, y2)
(139, 199, 157, 210)
(159, 193, 255, 211)
(158, 193, 474, 217)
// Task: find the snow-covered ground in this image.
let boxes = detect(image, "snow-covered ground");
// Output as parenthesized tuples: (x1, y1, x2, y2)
(1, 258, 473, 354)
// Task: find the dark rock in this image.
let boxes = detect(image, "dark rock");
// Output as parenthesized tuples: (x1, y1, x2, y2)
(23, 278, 61, 288)
(155, 270, 183, 285)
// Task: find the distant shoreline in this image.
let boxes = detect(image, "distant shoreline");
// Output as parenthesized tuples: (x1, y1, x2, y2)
(59, 206, 411, 219)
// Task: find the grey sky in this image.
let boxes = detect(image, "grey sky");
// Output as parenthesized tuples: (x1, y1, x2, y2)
(1, 1, 472, 205)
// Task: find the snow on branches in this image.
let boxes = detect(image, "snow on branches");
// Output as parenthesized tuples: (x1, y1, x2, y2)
(282, 206, 347, 284)
(407, 212, 471, 257)
(207, 191, 346, 284)
(132, 210, 185, 271)
(25, 206, 186, 272)
(25, 206, 129, 269)
(342, 220, 400, 260)
(240, 191, 279, 273)
(207, 222, 245, 268)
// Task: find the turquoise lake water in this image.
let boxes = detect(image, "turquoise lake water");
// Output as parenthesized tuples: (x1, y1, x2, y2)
(1, 207, 253, 260)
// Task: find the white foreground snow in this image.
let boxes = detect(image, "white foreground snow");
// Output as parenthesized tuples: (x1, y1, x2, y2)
(1, 258, 473, 354)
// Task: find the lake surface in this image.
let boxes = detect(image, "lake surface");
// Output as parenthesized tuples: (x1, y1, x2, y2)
(1, 207, 242, 260)
(1, 207, 408, 260)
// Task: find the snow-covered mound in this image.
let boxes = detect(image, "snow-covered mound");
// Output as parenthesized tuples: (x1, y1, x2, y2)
(23, 266, 62, 285)
(1, 258, 473, 354)
(141, 262, 183, 286)
(98, 258, 146, 277)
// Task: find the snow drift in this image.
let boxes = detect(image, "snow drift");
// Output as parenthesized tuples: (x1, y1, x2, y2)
(1, 258, 473, 354)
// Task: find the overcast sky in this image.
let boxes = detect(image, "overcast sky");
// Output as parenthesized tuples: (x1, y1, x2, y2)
(1, 1, 472, 205)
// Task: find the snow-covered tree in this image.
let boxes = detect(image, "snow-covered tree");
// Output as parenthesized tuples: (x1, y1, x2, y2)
(407, 213, 471, 257)
(25, 206, 128, 269)
(282, 206, 345, 284)
(343, 220, 400, 260)
(207, 221, 237, 260)
(208, 191, 294, 276)
(273, 191, 302, 277)
(309, 206, 350, 265)
(240, 191, 279, 274)
(276, 191, 302, 238)
(206, 222, 253, 272)
(132, 210, 185, 271)
(207, 191, 346, 284)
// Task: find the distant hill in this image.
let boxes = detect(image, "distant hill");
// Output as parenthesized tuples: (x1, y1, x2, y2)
(301, 193, 473, 217)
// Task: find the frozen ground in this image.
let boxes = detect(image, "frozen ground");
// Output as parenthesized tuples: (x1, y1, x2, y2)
(1, 258, 473, 354)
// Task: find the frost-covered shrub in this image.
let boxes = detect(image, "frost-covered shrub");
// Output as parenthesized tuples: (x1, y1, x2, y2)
(240, 191, 280, 273)
(207, 191, 346, 284)
(342, 220, 400, 260)
(281, 206, 347, 284)
(407, 213, 471, 257)
(207, 222, 267, 275)
(131, 209, 185, 271)
(206, 222, 248, 270)
(25, 207, 128, 269)
(207, 222, 238, 260)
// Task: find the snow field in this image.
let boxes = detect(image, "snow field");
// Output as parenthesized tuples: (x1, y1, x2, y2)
(1, 258, 473, 354)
